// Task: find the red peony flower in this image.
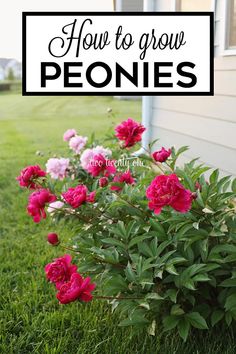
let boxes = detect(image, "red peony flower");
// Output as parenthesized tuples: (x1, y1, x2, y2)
(86, 154, 116, 177)
(146, 174, 193, 214)
(16, 165, 46, 189)
(152, 147, 171, 163)
(45, 254, 77, 290)
(62, 184, 95, 209)
(115, 118, 146, 148)
(27, 189, 56, 223)
(99, 177, 109, 188)
(110, 170, 135, 192)
(56, 273, 96, 304)
(47, 233, 59, 246)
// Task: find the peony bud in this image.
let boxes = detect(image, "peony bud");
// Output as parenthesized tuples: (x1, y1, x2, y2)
(47, 233, 60, 246)
(195, 181, 202, 191)
(191, 192, 197, 200)
(99, 177, 109, 188)
(152, 147, 171, 163)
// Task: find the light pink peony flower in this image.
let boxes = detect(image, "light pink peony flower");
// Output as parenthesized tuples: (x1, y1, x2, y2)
(27, 189, 56, 223)
(115, 118, 146, 148)
(80, 146, 112, 171)
(69, 135, 88, 154)
(110, 170, 135, 192)
(16, 165, 46, 189)
(63, 129, 77, 142)
(47, 201, 65, 214)
(45, 254, 77, 290)
(62, 184, 95, 209)
(46, 158, 70, 180)
(56, 273, 96, 304)
(152, 147, 171, 163)
(146, 174, 193, 215)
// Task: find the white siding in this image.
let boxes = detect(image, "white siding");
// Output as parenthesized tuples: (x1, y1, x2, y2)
(150, 0, 236, 176)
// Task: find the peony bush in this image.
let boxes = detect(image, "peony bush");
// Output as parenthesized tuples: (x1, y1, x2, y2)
(17, 118, 236, 341)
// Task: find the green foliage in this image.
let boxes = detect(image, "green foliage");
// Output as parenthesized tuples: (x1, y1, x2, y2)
(12, 93, 236, 347)
(51, 140, 236, 342)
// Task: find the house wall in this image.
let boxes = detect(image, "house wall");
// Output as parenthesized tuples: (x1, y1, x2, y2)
(116, 0, 143, 11)
(150, 0, 236, 176)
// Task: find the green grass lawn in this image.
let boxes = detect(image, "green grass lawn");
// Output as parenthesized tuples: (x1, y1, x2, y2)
(0, 93, 236, 354)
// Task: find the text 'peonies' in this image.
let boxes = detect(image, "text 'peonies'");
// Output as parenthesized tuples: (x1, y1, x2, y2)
(146, 174, 193, 215)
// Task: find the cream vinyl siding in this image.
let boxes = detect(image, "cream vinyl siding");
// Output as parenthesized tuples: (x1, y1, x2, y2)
(150, 0, 236, 176)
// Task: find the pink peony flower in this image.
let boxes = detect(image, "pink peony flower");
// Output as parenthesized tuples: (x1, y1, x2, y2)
(111, 170, 135, 192)
(86, 154, 116, 177)
(146, 174, 193, 215)
(45, 254, 77, 290)
(62, 184, 95, 209)
(115, 118, 146, 148)
(47, 233, 59, 245)
(80, 146, 112, 171)
(63, 129, 77, 142)
(99, 177, 109, 188)
(46, 158, 70, 180)
(152, 147, 171, 163)
(47, 201, 65, 214)
(16, 165, 46, 189)
(56, 273, 96, 304)
(27, 189, 56, 223)
(69, 135, 88, 154)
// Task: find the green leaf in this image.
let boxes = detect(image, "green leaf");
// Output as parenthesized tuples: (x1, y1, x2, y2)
(163, 315, 180, 331)
(192, 274, 210, 282)
(209, 244, 236, 257)
(211, 310, 224, 326)
(225, 294, 236, 312)
(165, 289, 178, 303)
(185, 312, 208, 329)
(178, 318, 190, 342)
(128, 234, 153, 248)
(232, 178, 236, 193)
(119, 315, 149, 327)
(220, 278, 236, 287)
(102, 238, 126, 249)
(149, 219, 166, 238)
(125, 262, 136, 282)
(209, 169, 219, 184)
(104, 275, 127, 295)
(165, 265, 179, 275)
(225, 312, 232, 326)
(171, 304, 185, 316)
(145, 293, 164, 301)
